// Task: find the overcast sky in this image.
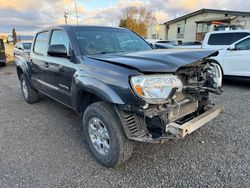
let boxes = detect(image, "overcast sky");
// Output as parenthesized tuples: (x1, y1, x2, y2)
(1, 0, 250, 35)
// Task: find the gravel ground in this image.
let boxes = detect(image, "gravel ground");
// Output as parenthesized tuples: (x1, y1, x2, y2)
(0, 64, 249, 188)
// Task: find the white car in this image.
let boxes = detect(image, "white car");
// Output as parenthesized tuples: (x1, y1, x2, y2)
(202, 30, 250, 50)
(209, 36, 250, 77)
(14, 41, 32, 57)
(145, 39, 174, 49)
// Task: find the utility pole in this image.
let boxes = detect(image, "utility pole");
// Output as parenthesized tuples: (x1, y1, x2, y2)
(64, 12, 68, 24)
(74, 0, 79, 25)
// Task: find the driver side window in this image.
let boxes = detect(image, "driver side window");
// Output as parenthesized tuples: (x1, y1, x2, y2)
(236, 38, 250, 50)
(50, 30, 70, 52)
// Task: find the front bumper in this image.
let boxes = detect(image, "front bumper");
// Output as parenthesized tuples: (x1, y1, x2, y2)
(166, 105, 224, 138)
(118, 105, 224, 143)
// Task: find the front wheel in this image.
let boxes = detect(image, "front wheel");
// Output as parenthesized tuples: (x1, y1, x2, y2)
(20, 74, 40, 104)
(83, 101, 134, 167)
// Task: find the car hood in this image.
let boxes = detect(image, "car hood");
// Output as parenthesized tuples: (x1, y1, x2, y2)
(87, 49, 217, 73)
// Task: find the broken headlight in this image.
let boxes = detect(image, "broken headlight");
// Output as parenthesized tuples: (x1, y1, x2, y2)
(207, 63, 223, 89)
(130, 75, 183, 104)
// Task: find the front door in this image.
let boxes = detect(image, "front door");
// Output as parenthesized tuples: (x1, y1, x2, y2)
(43, 29, 75, 107)
(223, 37, 250, 77)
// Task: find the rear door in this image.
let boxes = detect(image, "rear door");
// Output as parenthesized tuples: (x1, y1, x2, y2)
(223, 37, 250, 77)
(30, 31, 50, 90)
(43, 29, 75, 106)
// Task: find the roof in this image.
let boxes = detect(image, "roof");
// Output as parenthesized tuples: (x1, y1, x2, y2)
(55, 24, 122, 30)
(206, 29, 250, 34)
(164, 8, 250, 25)
(37, 24, 125, 33)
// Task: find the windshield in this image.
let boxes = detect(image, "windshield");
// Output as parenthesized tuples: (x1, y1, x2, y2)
(23, 43, 31, 50)
(74, 28, 152, 55)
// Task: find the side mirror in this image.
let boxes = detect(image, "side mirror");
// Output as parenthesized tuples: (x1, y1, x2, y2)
(18, 47, 23, 51)
(47, 44, 68, 58)
(228, 44, 236, 50)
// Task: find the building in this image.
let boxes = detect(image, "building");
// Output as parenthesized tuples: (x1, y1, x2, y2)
(146, 24, 167, 39)
(147, 9, 250, 42)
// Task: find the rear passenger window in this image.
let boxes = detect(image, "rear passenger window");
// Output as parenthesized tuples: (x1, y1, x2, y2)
(34, 31, 49, 55)
(208, 33, 233, 45)
(233, 33, 250, 43)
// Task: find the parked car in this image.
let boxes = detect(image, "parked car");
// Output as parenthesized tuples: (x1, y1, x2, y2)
(0, 39, 6, 66)
(177, 41, 202, 49)
(15, 25, 223, 167)
(208, 35, 250, 78)
(14, 41, 32, 57)
(202, 30, 250, 50)
(146, 39, 174, 49)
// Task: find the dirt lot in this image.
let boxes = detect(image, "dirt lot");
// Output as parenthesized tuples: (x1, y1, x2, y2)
(0, 64, 249, 188)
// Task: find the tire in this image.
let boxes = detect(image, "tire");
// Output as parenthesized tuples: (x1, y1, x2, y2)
(83, 101, 134, 167)
(20, 74, 40, 104)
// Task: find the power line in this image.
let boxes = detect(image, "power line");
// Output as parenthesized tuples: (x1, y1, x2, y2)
(74, 0, 79, 25)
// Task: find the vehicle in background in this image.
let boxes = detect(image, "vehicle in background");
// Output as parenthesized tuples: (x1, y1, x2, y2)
(0, 39, 6, 66)
(214, 24, 244, 31)
(208, 35, 250, 78)
(147, 39, 202, 49)
(177, 41, 202, 49)
(154, 43, 174, 49)
(146, 39, 174, 49)
(14, 41, 32, 61)
(202, 30, 250, 50)
(155, 40, 182, 46)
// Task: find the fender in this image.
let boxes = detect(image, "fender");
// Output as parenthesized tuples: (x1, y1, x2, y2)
(15, 56, 32, 82)
(72, 76, 125, 111)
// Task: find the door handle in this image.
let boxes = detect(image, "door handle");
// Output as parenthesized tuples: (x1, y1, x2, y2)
(45, 62, 49, 68)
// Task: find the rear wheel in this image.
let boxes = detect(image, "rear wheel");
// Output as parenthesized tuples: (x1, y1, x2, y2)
(20, 74, 40, 104)
(83, 101, 134, 167)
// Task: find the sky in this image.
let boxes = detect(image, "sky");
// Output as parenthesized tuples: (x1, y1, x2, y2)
(1, 0, 250, 35)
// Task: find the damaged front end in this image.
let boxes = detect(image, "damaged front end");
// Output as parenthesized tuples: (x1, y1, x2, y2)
(116, 58, 224, 143)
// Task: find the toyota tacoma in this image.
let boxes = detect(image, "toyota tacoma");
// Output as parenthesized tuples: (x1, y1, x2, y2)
(15, 25, 223, 167)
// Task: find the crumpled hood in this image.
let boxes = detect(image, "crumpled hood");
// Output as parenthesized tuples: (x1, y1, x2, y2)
(87, 49, 217, 73)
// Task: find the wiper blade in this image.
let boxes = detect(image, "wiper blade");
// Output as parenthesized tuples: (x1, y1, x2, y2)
(99, 51, 125, 54)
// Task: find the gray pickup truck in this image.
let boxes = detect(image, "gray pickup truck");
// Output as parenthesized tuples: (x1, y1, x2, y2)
(15, 25, 223, 167)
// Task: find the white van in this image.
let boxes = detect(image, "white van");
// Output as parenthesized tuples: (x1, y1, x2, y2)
(202, 30, 250, 50)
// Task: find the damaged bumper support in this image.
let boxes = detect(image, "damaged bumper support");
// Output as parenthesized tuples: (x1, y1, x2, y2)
(117, 105, 224, 143)
(166, 105, 224, 138)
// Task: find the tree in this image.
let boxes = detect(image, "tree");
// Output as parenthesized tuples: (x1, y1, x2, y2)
(12, 28, 17, 45)
(119, 6, 156, 37)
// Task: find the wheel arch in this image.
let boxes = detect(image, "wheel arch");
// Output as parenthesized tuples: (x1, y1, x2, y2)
(72, 77, 125, 113)
(207, 58, 224, 76)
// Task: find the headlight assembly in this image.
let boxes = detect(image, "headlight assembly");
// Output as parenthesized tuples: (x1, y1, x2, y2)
(130, 75, 183, 104)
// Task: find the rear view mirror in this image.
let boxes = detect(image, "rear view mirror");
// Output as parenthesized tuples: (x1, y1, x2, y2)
(47, 44, 68, 58)
(228, 44, 236, 50)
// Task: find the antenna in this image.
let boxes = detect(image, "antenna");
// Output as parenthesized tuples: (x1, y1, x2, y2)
(64, 12, 68, 24)
(74, 0, 79, 25)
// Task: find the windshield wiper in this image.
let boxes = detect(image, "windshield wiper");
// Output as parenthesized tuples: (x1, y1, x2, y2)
(99, 51, 125, 54)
